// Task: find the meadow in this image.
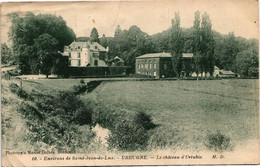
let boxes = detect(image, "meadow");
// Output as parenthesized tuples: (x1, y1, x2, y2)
(83, 79, 259, 151)
(2, 78, 259, 152)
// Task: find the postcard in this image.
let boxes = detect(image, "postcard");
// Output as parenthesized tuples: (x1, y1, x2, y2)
(1, 0, 259, 166)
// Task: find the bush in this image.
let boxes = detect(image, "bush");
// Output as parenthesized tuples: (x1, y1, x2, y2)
(107, 111, 157, 151)
(72, 84, 87, 95)
(9, 83, 30, 100)
(19, 89, 94, 153)
(134, 111, 157, 130)
(18, 102, 44, 120)
(86, 81, 102, 93)
(72, 80, 102, 95)
(205, 130, 232, 151)
(107, 119, 149, 151)
(91, 103, 125, 129)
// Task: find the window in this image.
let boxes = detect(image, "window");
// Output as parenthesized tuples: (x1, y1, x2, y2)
(154, 71, 157, 77)
(69, 60, 71, 66)
(145, 63, 148, 69)
(95, 46, 98, 49)
(68, 53, 71, 58)
(78, 46, 80, 49)
(94, 60, 98, 66)
(78, 60, 81, 66)
(78, 52, 81, 58)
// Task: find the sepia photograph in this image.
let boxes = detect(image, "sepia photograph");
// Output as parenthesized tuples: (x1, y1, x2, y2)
(1, 0, 259, 166)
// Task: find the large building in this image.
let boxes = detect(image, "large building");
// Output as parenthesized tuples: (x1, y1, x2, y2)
(136, 52, 194, 78)
(135, 52, 174, 78)
(63, 41, 108, 67)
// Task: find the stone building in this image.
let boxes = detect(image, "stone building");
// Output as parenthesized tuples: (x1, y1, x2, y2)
(135, 52, 174, 78)
(63, 41, 108, 67)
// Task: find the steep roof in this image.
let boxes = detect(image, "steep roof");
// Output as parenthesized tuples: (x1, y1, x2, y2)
(214, 66, 220, 70)
(136, 53, 171, 59)
(182, 53, 193, 58)
(65, 41, 107, 52)
(219, 70, 235, 75)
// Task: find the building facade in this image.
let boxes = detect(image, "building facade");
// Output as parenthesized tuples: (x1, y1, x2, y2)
(63, 41, 108, 67)
(135, 53, 174, 78)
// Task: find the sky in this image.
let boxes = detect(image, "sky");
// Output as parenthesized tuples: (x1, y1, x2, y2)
(1, 0, 259, 44)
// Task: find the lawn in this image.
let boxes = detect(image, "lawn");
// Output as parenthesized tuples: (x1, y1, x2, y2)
(83, 79, 259, 151)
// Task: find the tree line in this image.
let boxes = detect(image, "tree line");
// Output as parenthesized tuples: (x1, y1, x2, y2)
(2, 11, 258, 78)
(3, 12, 76, 77)
(103, 11, 258, 77)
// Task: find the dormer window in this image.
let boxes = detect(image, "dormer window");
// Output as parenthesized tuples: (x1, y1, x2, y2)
(95, 46, 98, 49)
(78, 46, 80, 49)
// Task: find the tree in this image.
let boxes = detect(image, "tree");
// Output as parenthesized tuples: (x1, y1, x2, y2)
(99, 34, 108, 48)
(235, 48, 258, 77)
(170, 12, 183, 78)
(108, 25, 151, 70)
(90, 27, 99, 43)
(8, 12, 75, 74)
(114, 25, 122, 37)
(215, 32, 238, 71)
(1, 43, 13, 65)
(33, 34, 59, 78)
(192, 11, 202, 79)
(201, 12, 215, 76)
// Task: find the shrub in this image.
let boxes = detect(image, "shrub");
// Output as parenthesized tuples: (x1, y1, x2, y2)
(35, 90, 92, 125)
(107, 119, 149, 151)
(9, 83, 31, 100)
(72, 80, 101, 95)
(21, 90, 94, 153)
(9, 83, 20, 93)
(133, 111, 157, 130)
(80, 79, 85, 84)
(91, 103, 125, 129)
(18, 102, 44, 120)
(205, 130, 232, 151)
(86, 81, 102, 93)
(107, 111, 157, 151)
(54, 91, 92, 125)
(72, 84, 87, 95)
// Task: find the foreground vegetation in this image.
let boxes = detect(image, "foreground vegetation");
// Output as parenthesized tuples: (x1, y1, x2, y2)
(2, 78, 259, 153)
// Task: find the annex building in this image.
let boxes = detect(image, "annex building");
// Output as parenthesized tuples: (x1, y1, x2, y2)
(135, 52, 174, 78)
(63, 41, 108, 67)
(136, 52, 194, 78)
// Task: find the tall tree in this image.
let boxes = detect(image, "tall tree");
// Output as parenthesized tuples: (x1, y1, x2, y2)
(90, 27, 99, 43)
(114, 25, 122, 37)
(170, 12, 183, 78)
(33, 34, 59, 78)
(192, 11, 202, 79)
(201, 12, 215, 76)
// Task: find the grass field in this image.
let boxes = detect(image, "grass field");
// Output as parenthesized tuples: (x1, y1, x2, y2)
(2, 78, 259, 152)
(83, 79, 259, 151)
